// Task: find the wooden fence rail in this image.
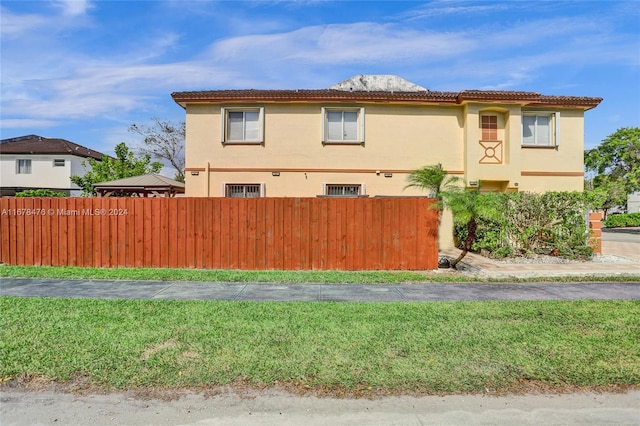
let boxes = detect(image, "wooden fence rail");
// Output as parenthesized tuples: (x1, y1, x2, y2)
(0, 197, 438, 270)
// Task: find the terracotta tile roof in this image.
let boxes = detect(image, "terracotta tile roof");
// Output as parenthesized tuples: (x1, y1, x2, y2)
(0, 135, 106, 161)
(534, 95, 603, 108)
(457, 90, 541, 102)
(172, 88, 601, 110)
(172, 89, 460, 103)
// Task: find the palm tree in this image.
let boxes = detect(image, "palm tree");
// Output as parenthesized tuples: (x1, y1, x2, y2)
(406, 164, 502, 269)
(442, 189, 502, 268)
(405, 164, 461, 214)
(405, 164, 462, 267)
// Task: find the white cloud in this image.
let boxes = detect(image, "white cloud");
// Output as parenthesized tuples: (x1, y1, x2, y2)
(400, 1, 512, 20)
(0, 7, 49, 38)
(0, 1, 93, 39)
(53, 0, 93, 17)
(1, 2, 638, 132)
(0, 118, 61, 129)
(210, 23, 477, 66)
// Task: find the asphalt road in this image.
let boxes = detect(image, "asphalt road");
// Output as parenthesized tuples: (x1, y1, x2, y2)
(602, 227, 640, 243)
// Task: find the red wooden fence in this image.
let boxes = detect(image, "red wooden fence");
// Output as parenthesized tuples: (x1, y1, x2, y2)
(0, 197, 438, 270)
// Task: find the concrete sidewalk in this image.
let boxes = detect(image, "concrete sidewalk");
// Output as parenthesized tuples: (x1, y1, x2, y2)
(2, 278, 639, 302)
(441, 228, 640, 279)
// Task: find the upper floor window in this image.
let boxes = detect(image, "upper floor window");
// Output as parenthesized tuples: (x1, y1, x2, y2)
(53, 159, 65, 167)
(522, 112, 558, 146)
(481, 115, 498, 140)
(323, 184, 363, 197)
(322, 107, 364, 144)
(225, 183, 263, 198)
(221, 107, 264, 144)
(16, 159, 31, 174)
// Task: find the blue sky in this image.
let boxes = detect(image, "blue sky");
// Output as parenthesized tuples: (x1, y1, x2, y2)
(1, 0, 639, 160)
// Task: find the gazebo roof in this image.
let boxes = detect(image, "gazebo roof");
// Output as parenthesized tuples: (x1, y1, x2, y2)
(93, 174, 185, 197)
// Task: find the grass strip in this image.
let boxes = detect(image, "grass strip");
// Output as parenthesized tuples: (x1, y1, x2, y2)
(1, 297, 639, 394)
(1, 265, 639, 283)
(0, 266, 442, 283)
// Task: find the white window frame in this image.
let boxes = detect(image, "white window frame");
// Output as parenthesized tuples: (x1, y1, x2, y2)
(221, 107, 264, 144)
(223, 183, 265, 198)
(53, 159, 65, 167)
(322, 107, 365, 145)
(522, 112, 560, 147)
(16, 159, 32, 174)
(322, 183, 365, 197)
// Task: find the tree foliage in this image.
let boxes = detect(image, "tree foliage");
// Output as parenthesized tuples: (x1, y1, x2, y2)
(405, 164, 462, 257)
(405, 163, 461, 211)
(455, 192, 593, 259)
(442, 189, 502, 268)
(15, 189, 67, 197)
(129, 119, 185, 182)
(70, 142, 163, 196)
(584, 178, 628, 217)
(585, 127, 640, 212)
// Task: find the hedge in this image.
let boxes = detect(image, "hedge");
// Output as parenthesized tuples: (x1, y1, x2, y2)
(604, 213, 640, 228)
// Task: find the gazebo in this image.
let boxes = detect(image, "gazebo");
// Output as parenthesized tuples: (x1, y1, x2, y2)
(93, 174, 185, 197)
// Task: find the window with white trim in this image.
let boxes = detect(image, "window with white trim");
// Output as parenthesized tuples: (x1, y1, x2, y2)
(221, 107, 264, 144)
(323, 184, 363, 197)
(53, 159, 65, 167)
(16, 159, 32, 174)
(322, 107, 364, 144)
(225, 183, 264, 198)
(522, 112, 559, 146)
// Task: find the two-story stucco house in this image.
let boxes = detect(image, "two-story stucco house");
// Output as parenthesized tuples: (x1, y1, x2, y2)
(0, 135, 106, 196)
(171, 75, 601, 246)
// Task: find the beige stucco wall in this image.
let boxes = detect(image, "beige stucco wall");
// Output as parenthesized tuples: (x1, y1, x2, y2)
(185, 102, 585, 195)
(182, 100, 588, 249)
(518, 109, 585, 192)
(184, 102, 467, 199)
(464, 104, 522, 188)
(460, 105, 585, 193)
(185, 103, 464, 181)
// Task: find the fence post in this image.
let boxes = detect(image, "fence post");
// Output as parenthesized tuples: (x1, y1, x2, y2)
(588, 212, 603, 255)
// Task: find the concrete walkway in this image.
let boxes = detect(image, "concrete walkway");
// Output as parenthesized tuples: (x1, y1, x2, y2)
(441, 227, 640, 279)
(2, 278, 639, 301)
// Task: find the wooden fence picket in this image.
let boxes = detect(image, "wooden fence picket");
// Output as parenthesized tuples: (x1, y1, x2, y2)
(0, 197, 438, 270)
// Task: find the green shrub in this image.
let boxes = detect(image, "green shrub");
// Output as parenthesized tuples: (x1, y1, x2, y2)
(453, 191, 592, 260)
(14, 189, 67, 197)
(454, 217, 512, 258)
(604, 212, 640, 228)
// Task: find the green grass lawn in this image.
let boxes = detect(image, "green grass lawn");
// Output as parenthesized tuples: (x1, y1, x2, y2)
(1, 297, 638, 394)
(0, 265, 436, 283)
(2, 265, 639, 283)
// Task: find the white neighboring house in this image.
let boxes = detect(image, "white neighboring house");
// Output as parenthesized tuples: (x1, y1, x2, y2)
(628, 192, 640, 214)
(0, 135, 106, 196)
